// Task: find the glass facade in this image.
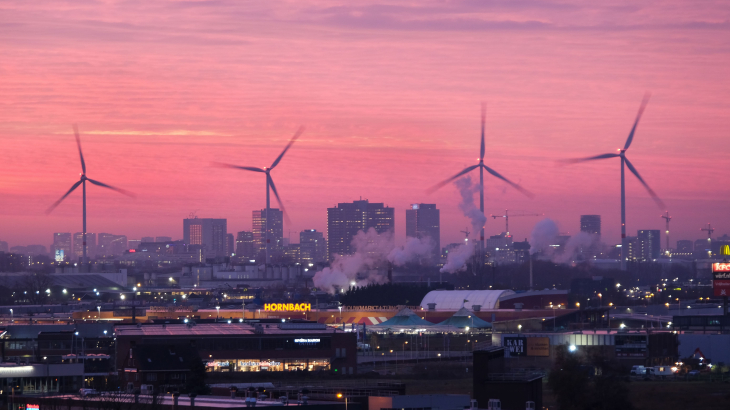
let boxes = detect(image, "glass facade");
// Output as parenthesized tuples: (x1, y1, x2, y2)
(205, 358, 330, 372)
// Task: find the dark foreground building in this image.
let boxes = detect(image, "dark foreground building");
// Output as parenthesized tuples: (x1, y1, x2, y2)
(116, 322, 356, 392)
(473, 347, 543, 410)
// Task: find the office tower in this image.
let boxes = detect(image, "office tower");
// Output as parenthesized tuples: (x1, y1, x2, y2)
(300, 229, 327, 265)
(155, 236, 172, 243)
(580, 215, 601, 236)
(624, 236, 639, 261)
(405, 204, 440, 262)
(183, 218, 228, 257)
(486, 233, 513, 252)
(284, 243, 301, 263)
(637, 230, 660, 261)
(141, 236, 154, 243)
(676, 240, 693, 254)
(73, 232, 96, 260)
(52, 233, 72, 261)
(97, 233, 128, 257)
(236, 231, 255, 260)
(25, 245, 48, 255)
(226, 233, 234, 257)
(327, 199, 395, 260)
(252, 209, 284, 261)
(0, 241, 7, 253)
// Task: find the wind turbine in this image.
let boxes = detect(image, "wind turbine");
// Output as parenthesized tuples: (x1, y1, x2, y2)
(46, 125, 134, 268)
(428, 104, 533, 266)
(215, 126, 304, 265)
(562, 94, 664, 270)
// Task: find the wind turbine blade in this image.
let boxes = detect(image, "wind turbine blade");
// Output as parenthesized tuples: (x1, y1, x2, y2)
(624, 92, 651, 150)
(624, 157, 665, 208)
(46, 180, 83, 214)
(426, 164, 479, 194)
(483, 165, 534, 198)
(211, 162, 266, 173)
(73, 124, 86, 174)
(559, 153, 619, 165)
(267, 175, 290, 224)
(87, 178, 136, 198)
(480, 103, 486, 159)
(270, 126, 305, 169)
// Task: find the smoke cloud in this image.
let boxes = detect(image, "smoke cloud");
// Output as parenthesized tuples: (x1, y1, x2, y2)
(529, 218, 559, 255)
(440, 242, 475, 274)
(455, 175, 487, 235)
(554, 232, 599, 264)
(312, 228, 434, 294)
(439, 176, 485, 274)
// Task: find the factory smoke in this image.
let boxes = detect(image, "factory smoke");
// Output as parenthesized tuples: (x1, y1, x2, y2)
(529, 218, 600, 263)
(312, 228, 435, 294)
(440, 176, 485, 274)
(529, 218, 559, 255)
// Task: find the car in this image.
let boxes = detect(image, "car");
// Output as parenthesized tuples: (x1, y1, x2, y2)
(688, 370, 701, 377)
(79, 388, 99, 397)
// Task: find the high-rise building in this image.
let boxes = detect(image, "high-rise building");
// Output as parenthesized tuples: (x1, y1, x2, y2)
(284, 243, 301, 263)
(405, 204, 440, 262)
(52, 233, 72, 261)
(72, 232, 96, 260)
(128, 239, 141, 251)
(580, 215, 601, 236)
(183, 218, 228, 257)
(141, 236, 154, 243)
(97, 233, 128, 257)
(327, 199, 394, 260)
(226, 233, 234, 257)
(252, 209, 284, 261)
(236, 231, 255, 260)
(625, 236, 639, 261)
(155, 236, 172, 243)
(300, 229, 327, 265)
(637, 230, 660, 261)
(0, 241, 8, 253)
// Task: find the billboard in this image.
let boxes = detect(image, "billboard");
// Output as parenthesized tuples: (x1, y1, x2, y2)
(714, 280, 730, 297)
(526, 337, 550, 356)
(54, 249, 64, 262)
(713, 263, 730, 279)
(504, 337, 527, 356)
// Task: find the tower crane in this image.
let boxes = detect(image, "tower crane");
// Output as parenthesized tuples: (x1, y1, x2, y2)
(460, 227, 471, 242)
(701, 223, 714, 258)
(490, 210, 543, 235)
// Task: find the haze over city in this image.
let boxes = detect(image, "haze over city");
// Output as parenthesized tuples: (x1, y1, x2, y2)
(1, 0, 729, 248)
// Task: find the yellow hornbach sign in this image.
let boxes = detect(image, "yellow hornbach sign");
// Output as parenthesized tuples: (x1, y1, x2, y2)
(264, 303, 311, 312)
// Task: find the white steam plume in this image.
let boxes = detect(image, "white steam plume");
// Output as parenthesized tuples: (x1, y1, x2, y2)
(313, 228, 434, 294)
(439, 176, 485, 274)
(440, 242, 475, 274)
(529, 218, 559, 256)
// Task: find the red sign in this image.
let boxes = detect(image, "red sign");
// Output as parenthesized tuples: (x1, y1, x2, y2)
(713, 263, 730, 280)
(713, 280, 730, 297)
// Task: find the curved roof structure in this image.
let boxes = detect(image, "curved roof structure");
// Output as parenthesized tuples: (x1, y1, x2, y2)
(419, 290, 515, 311)
(437, 307, 492, 329)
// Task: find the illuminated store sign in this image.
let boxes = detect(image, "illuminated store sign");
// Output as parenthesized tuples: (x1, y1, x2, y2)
(264, 303, 311, 312)
(239, 361, 281, 367)
(294, 338, 320, 344)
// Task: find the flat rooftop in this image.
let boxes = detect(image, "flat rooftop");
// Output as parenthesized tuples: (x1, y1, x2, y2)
(115, 323, 343, 337)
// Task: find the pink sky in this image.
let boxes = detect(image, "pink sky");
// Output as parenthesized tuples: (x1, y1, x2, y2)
(1, 0, 729, 249)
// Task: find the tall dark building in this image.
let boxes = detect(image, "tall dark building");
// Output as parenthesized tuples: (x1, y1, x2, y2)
(97, 233, 128, 257)
(236, 231, 255, 260)
(141, 236, 155, 243)
(73, 232, 96, 260)
(0, 241, 7, 253)
(405, 203, 440, 262)
(637, 230, 660, 261)
(183, 218, 228, 257)
(327, 199, 394, 260)
(300, 229, 327, 265)
(252, 209, 284, 260)
(226, 233, 234, 257)
(52, 232, 72, 261)
(580, 215, 601, 236)
(676, 240, 693, 254)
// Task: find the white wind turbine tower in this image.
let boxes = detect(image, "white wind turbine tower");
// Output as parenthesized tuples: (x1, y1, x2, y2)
(215, 126, 304, 265)
(562, 94, 665, 270)
(429, 104, 533, 267)
(47, 125, 134, 269)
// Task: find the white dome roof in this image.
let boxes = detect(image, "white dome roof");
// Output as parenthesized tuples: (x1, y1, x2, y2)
(420, 289, 515, 311)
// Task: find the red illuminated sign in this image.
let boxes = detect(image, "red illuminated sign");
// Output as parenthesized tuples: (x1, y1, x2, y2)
(713, 280, 730, 297)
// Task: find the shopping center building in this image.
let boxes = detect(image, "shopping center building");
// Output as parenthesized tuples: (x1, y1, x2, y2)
(114, 322, 356, 391)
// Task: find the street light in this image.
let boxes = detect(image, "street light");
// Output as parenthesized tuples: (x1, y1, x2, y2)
(216, 306, 220, 320)
(97, 306, 101, 319)
(338, 306, 342, 328)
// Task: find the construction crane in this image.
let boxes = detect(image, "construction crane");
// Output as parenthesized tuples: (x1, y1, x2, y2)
(701, 223, 714, 257)
(490, 210, 543, 235)
(460, 227, 471, 243)
(661, 211, 671, 255)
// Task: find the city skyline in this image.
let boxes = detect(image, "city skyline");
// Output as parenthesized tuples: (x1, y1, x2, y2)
(1, 1, 729, 248)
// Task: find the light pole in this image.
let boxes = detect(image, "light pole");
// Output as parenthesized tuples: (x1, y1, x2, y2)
(338, 306, 342, 329)
(216, 306, 220, 320)
(9, 308, 12, 322)
(97, 306, 101, 320)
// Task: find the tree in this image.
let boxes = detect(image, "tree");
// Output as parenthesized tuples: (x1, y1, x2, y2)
(547, 346, 593, 410)
(18, 271, 53, 304)
(184, 356, 211, 396)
